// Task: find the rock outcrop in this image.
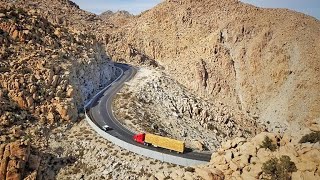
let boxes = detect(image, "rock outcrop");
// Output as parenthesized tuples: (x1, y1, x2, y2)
(0, 140, 40, 180)
(99, 10, 134, 28)
(201, 132, 320, 180)
(0, 86, 34, 144)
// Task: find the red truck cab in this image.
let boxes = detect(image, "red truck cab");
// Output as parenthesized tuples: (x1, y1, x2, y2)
(133, 133, 145, 144)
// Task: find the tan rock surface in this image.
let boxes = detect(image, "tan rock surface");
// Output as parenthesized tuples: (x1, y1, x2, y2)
(0, 140, 40, 180)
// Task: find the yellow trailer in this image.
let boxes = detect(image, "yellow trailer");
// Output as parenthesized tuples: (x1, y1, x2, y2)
(144, 133, 185, 153)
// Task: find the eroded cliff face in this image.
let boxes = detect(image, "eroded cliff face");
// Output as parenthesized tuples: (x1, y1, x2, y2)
(106, 0, 320, 134)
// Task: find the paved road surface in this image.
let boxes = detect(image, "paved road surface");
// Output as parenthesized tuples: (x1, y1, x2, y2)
(87, 63, 211, 162)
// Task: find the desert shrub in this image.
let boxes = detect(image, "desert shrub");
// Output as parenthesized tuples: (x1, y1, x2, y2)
(262, 155, 297, 180)
(16, 7, 24, 14)
(185, 167, 195, 173)
(0, 67, 10, 73)
(260, 136, 277, 151)
(207, 124, 227, 137)
(149, 161, 156, 165)
(299, 131, 320, 143)
(19, 67, 32, 74)
(244, 129, 252, 135)
(0, 8, 6, 14)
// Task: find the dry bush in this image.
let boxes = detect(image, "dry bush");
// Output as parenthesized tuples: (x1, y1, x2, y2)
(260, 136, 277, 152)
(262, 155, 297, 180)
(299, 131, 320, 143)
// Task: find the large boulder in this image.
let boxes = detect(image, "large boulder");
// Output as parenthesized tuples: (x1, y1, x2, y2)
(195, 168, 224, 180)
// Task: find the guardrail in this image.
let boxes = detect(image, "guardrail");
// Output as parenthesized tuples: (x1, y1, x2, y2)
(83, 65, 208, 166)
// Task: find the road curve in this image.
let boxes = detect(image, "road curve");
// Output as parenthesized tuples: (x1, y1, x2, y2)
(85, 63, 211, 165)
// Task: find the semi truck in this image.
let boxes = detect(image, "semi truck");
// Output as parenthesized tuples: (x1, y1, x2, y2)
(133, 133, 185, 153)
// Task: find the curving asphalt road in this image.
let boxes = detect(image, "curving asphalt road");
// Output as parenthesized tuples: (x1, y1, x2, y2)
(86, 63, 211, 163)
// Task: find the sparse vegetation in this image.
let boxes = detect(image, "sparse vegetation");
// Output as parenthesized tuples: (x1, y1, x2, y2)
(244, 129, 252, 135)
(299, 131, 320, 143)
(262, 155, 297, 180)
(150, 161, 156, 165)
(0, 66, 10, 73)
(185, 167, 195, 173)
(260, 136, 277, 151)
(207, 124, 227, 138)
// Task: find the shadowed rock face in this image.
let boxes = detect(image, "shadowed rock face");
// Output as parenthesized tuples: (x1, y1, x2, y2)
(105, 0, 320, 135)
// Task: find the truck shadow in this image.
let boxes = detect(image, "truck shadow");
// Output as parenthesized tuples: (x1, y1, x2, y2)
(184, 147, 194, 153)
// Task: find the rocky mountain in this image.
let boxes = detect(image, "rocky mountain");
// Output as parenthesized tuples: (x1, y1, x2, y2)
(100, 10, 133, 26)
(106, 0, 320, 136)
(2, 0, 118, 43)
(0, 0, 319, 179)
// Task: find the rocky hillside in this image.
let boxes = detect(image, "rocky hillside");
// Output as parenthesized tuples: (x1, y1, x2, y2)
(207, 132, 320, 179)
(0, 2, 117, 179)
(113, 68, 264, 151)
(2, 0, 98, 33)
(106, 0, 320, 135)
(160, 132, 320, 180)
(0, 4, 115, 125)
(3, 0, 132, 43)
